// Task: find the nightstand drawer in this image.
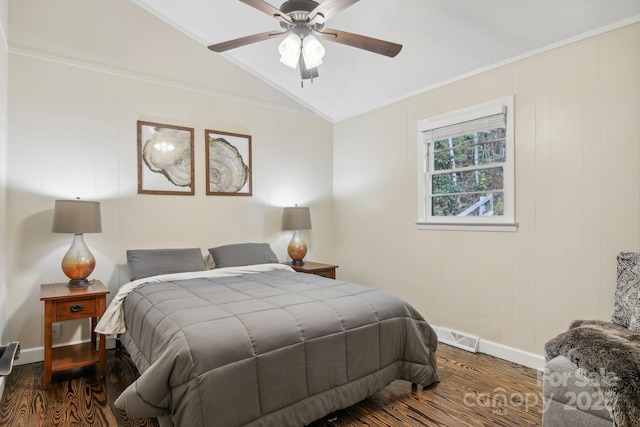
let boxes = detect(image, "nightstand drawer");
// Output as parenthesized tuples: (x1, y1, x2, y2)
(56, 298, 97, 319)
(314, 269, 336, 279)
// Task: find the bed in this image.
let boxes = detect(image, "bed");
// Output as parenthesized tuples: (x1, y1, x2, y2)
(96, 244, 439, 427)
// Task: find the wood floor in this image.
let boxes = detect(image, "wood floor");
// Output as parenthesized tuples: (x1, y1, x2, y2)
(0, 344, 542, 426)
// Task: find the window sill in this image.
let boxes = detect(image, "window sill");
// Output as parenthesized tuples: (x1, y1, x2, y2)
(416, 222, 518, 232)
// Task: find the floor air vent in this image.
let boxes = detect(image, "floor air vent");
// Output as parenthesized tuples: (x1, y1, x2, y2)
(436, 327, 479, 353)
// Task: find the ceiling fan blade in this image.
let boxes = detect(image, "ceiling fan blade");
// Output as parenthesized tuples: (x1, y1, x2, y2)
(208, 30, 287, 52)
(308, 0, 359, 25)
(239, 0, 292, 23)
(317, 28, 402, 57)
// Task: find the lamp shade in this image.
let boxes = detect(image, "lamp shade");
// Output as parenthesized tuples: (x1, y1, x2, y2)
(53, 200, 102, 234)
(282, 206, 311, 231)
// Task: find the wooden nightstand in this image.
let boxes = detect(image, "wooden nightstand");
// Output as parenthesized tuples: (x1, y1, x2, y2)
(284, 261, 339, 279)
(40, 280, 109, 389)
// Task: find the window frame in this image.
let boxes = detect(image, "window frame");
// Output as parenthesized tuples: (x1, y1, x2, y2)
(416, 96, 517, 232)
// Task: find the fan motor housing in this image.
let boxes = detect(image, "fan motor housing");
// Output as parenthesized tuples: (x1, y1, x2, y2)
(279, 0, 324, 33)
(280, 0, 319, 16)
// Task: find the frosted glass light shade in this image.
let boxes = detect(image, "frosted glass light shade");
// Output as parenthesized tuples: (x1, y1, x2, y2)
(302, 35, 325, 68)
(279, 34, 301, 68)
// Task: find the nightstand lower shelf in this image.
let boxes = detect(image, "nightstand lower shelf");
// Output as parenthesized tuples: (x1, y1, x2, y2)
(51, 342, 100, 372)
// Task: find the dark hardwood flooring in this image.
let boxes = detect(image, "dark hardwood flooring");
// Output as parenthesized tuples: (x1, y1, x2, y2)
(0, 344, 542, 426)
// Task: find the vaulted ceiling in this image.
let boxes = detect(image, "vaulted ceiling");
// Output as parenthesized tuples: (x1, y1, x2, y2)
(132, 0, 640, 122)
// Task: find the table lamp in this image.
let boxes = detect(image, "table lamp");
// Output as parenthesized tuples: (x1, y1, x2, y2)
(282, 205, 311, 265)
(52, 199, 102, 287)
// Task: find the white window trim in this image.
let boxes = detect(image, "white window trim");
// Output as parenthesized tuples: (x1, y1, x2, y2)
(416, 96, 517, 231)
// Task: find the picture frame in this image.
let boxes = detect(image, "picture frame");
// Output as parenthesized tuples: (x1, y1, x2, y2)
(205, 129, 252, 196)
(137, 121, 195, 195)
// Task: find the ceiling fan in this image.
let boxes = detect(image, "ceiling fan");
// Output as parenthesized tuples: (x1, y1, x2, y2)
(207, 0, 402, 84)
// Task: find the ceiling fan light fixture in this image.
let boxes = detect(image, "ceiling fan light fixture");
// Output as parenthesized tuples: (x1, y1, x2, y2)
(279, 33, 301, 68)
(302, 35, 325, 68)
(208, 0, 403, 85)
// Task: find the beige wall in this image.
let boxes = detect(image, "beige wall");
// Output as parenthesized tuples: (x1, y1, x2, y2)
(6, 0, 333, 354)
(334, 23, 640, 356)
(0, 0, 8, 400)
(1, 0, 9, 344)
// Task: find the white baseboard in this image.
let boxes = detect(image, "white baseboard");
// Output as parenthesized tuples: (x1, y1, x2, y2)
(13, 346, 42, 366)
(13, 337, 118, 366)
(433, 325, 545, 371)
(478, 338, 545, 371)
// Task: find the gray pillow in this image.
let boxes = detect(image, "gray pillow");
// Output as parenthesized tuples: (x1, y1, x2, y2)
(612, 252, 640, 332)
(126, 248, 207, 281)
(208, 243, 279, 268)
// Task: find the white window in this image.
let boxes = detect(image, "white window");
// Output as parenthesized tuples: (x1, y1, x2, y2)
(417, 96, 516, 231)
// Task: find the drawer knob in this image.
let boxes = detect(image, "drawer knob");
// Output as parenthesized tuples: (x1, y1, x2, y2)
(70, 304, 84, 313)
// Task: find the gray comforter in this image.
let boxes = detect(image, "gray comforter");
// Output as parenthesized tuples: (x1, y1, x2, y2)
(115, 268, 439, 426)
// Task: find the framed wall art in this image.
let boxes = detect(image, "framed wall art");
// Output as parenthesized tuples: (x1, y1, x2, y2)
(137, 121, 195, 195)
(205, 129, 252, 196)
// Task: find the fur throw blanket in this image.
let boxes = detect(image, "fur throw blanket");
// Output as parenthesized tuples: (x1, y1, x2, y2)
(544, 320, 640, 427)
